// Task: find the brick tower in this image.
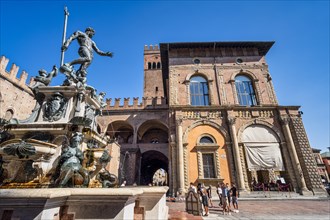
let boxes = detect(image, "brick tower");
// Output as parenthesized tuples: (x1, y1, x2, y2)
(143, 45, 165, 98)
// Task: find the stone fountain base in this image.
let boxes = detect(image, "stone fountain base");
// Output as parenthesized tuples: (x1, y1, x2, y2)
(0, 187, 169, 220)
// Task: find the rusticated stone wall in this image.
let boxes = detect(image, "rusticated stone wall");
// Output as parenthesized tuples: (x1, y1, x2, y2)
(290, 116, 324, 191)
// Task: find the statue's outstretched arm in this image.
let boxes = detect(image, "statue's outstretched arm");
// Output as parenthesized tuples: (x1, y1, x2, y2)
(62, 31, 83, 51)
(50, 65, 58, 77)
(92, 42, 113, 57)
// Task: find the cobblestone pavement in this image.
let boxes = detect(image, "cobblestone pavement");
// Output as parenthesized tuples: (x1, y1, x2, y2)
(168, 199, 330, 220)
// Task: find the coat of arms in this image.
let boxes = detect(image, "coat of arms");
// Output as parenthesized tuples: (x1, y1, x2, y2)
(43, 92, 67, 122)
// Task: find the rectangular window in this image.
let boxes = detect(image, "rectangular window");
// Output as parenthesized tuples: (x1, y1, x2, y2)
(190, 82, 209, 106)
(235, 81, 257, 106)
(202, 154, 215, 178)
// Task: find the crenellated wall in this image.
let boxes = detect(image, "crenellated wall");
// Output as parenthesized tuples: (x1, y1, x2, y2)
(144, 44, 160, 52)
(0, 56, 35, 120)
(0, 56, 35, 92)
(103, 96, 167, 110)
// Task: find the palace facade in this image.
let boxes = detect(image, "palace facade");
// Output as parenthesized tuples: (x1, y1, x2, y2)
(0, 41, 325, 196)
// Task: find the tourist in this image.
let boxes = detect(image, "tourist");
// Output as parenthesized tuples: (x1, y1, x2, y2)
(221, 183, 230, 215)
(199, 183, 209, 216)
(176, 189, 184, 202)
(251, 177, 257, 191)
(207, 185, 214, 208)
(230, 183, 239, 212)
(226, 183, 231, 211)
(188, 182, 197, 193)
(197, 182, 202, 193)
(216, 183, 222, 206)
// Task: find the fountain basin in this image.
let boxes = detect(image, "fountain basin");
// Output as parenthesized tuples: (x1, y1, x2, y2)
(0, 187, 169, 220)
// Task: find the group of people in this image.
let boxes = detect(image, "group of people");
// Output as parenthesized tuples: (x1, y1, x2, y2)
(216, 182, 239, 215)
(251, 177, 290, 192)
(188, 182, 239, 216)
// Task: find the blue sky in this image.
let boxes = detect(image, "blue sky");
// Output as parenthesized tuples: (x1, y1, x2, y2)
(1, 1, 329, 152)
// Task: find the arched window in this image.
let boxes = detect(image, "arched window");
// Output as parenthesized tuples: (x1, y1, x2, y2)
(190, 76, 209, 106)
(199, 136, 214, 144)
(152, 62, 156, 69)
(148, 62, 151, 69)
(196, 133, 219, 179)
(157, 62, 161, 69)
(235, 75, 257, 106)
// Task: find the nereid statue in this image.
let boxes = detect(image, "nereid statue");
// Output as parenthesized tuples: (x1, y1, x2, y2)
(56, 132, 89, 187)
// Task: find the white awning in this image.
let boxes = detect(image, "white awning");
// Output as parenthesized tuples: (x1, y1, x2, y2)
(244, 143, 284, 171)
(242, 125, 284, 171)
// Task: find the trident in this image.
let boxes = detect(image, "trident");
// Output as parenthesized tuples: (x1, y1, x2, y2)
(60, 6, 69, 67)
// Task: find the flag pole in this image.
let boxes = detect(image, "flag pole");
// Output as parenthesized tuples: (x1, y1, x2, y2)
(60, 6, 69, 66)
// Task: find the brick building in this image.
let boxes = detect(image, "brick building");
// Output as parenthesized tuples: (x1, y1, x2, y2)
(0, 56, 35, 121)
(312, 148, 329, 184)
(1, 41, 326, 196)
(99, 41, 325, 196)
(321, 151, 330, 181)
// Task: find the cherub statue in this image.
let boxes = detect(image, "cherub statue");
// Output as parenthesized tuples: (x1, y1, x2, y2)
(29, 65, 58, 94)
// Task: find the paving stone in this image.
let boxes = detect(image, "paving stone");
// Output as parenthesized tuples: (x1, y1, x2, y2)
(168, 199, 330, 219)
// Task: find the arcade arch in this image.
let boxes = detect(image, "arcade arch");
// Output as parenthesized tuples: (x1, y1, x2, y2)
(106, 121, 134, 144)
(137, 119, 168, 144)
(140, 150, 168, 186)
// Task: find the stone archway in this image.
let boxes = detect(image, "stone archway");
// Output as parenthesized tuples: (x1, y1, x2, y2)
(107, 120, 134, 144)
(140, 150, 168, 186)
(137, 119, 168, 144)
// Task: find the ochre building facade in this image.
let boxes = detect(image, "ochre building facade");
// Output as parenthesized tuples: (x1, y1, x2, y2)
(1, 41, 325, 196)
(99, 42, 324, 196)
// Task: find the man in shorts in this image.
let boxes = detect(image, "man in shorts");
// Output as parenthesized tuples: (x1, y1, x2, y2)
(230, 183, 239, 212)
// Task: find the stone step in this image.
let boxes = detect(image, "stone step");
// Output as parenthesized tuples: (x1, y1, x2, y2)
(240, 191, 300, 198)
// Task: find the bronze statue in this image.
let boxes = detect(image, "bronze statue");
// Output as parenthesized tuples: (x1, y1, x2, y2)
(56, 132, 89, 187)
(97, 92, 107, 108)
(61, 27, 113, 76)
(29, 65, 58, 94)
(96, 149, 118, 188)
